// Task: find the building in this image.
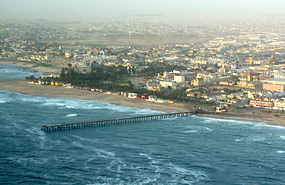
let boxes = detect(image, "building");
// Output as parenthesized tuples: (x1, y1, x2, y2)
(274, 101, 285, 110)
(249, 100, 273, 109)
(65, 51, 72, 59)
(191, 78, 204, 86)
(41, 72, 61, 79)
(263, 78, 285, 92)
(160, 80, 175, 88)
(174, 75, 185, 83)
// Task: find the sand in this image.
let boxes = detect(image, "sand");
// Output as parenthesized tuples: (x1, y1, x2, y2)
(1, 61, 285, 127)
(0, 79, 284, 127)
(0, 79, 191, 113)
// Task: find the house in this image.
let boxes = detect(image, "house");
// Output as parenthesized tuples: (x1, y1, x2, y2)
(274, 101, 285, 110)
(41, 72, 61, 79)
(191, 78, 204, 86)
(249, 100, 273, 109)
(263, 78, 285, 92)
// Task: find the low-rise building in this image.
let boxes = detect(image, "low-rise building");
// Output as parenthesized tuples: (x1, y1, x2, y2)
(191, 78, 204, 86)
(274, 101, 285, 110)
(263, 78, 285, 92)
(249, 100, 273, 109)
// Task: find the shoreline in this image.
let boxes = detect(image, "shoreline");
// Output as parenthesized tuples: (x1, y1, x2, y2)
(0, 79, 191, 113)
(0, 79, 284, 127)
(0, 60, 61, 73)
(0, 61, 284, 127)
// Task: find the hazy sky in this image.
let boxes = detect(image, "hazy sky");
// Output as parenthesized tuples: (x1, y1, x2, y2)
(1, 0, 285, 22)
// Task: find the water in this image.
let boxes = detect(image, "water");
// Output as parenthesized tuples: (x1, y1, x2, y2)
(0, 64, 41, 79)
(0, 64, 285, 184)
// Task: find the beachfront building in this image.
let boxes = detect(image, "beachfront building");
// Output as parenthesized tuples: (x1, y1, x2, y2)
(249, 100, 273, 109)
(273, 100, 285, 111)
(41, 72, 61, 79)
(263, 78, 285, 93)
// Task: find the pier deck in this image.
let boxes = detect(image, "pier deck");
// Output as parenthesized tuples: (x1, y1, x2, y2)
(41, 112, 195, 132)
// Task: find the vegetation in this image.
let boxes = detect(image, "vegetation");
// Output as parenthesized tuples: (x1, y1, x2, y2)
(50, 66, 215, 105)
(139, 62, 187, 76)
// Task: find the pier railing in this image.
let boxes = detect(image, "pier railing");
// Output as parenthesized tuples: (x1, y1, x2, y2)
(41, 112, 195, 132)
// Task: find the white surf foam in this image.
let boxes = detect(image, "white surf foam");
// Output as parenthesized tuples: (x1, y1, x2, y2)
(199, 116, 285, 130)
(71, 135, 98, 143)
(277, 150, 285, 154)
(280, 135, 285, 140)
(0, 100, 6, 103)
(249, 136, 268, 142)
(66, 114, 78, 117)
(183, 126, 213, 134)
(8, 156, 48, 165)
(183, 130, 198, 133)
(235, 138, 243, 142)
(71, 141, 115, 158)
(168, 162, 208, 183)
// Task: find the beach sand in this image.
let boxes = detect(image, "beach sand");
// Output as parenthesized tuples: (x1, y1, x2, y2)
(1, 61, 285, 127)
(0, 79, 284, 126)
(0, 79, 191, 113)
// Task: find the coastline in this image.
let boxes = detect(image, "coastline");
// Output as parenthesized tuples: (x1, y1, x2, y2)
(0, 79, 191, 113)
(0, 60, 61, 73)
(1, 61, 285, 127)
(0, 79, 285, 127)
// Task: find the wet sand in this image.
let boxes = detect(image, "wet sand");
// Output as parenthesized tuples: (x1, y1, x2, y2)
(0, 79, 191, 113)
(0, 79, 284, 127)
(1, 61, 284, 127)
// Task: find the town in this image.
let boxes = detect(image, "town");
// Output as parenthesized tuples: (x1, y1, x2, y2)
(1, 20, 285, 112)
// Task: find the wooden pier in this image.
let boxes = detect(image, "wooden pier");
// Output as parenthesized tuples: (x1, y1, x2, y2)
(41, 112, 194, 132)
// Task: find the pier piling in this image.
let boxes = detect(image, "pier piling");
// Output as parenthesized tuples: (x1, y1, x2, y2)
(41, 111, 195, 132)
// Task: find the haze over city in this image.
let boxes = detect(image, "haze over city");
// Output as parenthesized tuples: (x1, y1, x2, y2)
(1, 0, 285, 23)
(1, 0, 285, 184)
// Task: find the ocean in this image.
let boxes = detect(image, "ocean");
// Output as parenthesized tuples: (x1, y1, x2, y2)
(0, 64, 285, 185)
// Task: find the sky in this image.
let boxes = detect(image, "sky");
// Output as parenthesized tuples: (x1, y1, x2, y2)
(1, 0, 285, 23)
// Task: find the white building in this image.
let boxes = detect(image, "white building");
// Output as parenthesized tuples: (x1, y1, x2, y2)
(174, 75, 185, 83)
(274, 101, 285, 110)
(160, 80, 176, 88)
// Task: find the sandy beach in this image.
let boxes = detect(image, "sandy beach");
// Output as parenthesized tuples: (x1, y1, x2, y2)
(0, 79, 191, 113)
(1, 61, 285, 127)
(0, 79, 285, 126)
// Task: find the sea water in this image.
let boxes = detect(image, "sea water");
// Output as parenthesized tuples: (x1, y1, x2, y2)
(0, 64, 285, 184)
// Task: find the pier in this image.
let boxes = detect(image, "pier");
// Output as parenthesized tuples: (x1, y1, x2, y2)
(41, 112, 195, 132)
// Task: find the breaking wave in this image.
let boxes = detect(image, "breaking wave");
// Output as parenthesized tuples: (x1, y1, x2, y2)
(66, 114, 78, 117)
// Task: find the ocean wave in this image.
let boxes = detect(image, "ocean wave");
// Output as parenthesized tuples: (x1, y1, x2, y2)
(8, 156, 48, 165)
(280, 135, 285, 140)
(0, 100, 6, 104)
(183, 130, 198, 133)
(71, 135, 98, 143)
(33, 96, 160, 115)
(1, 90, 161, 116)
(0, 64, 41, 79)
(234, 138, 244, 142)
(66, 114, 78, 117)
(168, 162, 209, 184)
(277, 150, 285, 154)
(199, 116, 285, 130)
(183, 125, 213, 134)
(138, 153, 208, 184)
(71, 141, 115, 158)
(249, 136, 268, 142)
